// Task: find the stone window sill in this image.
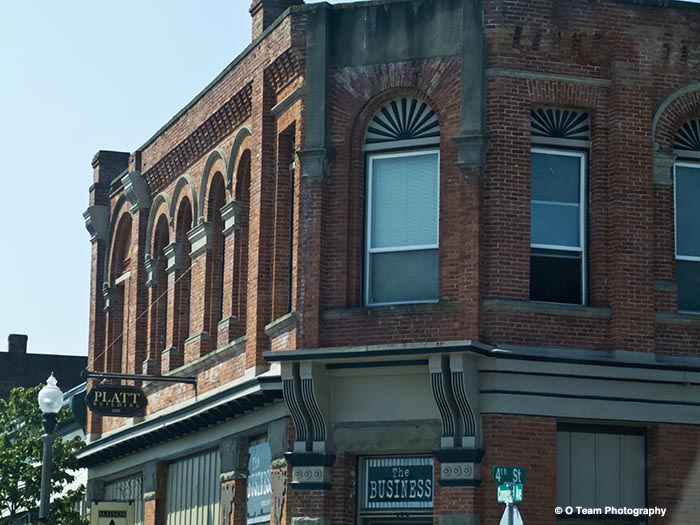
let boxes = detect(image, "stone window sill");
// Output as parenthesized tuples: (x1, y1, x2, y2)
(482, 299, 611, 319)
(323, 300, 458, 320)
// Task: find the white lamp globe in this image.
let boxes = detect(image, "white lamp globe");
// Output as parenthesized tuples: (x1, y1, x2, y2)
(38, 374, 63, 415)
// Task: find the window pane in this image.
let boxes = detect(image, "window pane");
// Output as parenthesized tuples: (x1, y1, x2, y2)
(677, 260, 700, 311)
(530, 251, 582, 304)
(532, 152, 581, 203)
(370, 249, 438, 304)
(531, 202, 580, 247)
(371, 153, 438, 249)
(675, 165, 700, 257)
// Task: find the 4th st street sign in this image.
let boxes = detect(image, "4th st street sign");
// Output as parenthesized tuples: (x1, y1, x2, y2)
(492, 466, 526, 484)
(85, 384, 148, 417)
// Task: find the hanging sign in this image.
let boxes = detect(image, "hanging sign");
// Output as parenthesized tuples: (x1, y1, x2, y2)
(85, 385, 148, 417)
(362, 457, 434, 509)
(247, 441, 272, 524)
(90, 501, 135, 525)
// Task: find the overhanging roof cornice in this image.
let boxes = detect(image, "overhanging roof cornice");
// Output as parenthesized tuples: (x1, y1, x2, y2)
(77, 376, 282, 468)
(264, 340, 700, 375)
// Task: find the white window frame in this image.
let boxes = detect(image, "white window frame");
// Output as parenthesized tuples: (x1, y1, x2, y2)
(673, 162, 700, 313)
(530, 147, 587, 305)
(674, 162, 700, 264)
(365, 149, 440, 307)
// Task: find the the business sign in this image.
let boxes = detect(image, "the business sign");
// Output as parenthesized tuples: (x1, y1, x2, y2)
(362, 457, 434, 509)
(85, 384, 148, 417)
(90, 501, 134, 525)
(247, 441, 272, 524)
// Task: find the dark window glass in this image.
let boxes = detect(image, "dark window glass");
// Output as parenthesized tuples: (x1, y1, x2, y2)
(677, 260, 700, 311)
(675, 165, 700, 258)
(530, 250, 582, 304)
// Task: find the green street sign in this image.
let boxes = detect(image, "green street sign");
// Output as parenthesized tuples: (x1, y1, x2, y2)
(497, 483, 523, 503)
(497, 485, 510, 503)
(492, 466, 526, 484)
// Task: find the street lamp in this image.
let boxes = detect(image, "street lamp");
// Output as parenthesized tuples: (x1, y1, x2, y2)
(37, 373, 63, 525)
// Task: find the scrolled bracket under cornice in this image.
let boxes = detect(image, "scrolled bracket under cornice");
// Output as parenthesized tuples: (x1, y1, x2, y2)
(121, 171, 151, 212)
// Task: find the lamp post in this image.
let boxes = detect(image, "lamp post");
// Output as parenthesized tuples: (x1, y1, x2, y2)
(37, 373, 63, 525)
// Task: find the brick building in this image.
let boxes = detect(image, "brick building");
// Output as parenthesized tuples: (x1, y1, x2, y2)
(0, 334, 86, 400)
(77, 0, 700, 524)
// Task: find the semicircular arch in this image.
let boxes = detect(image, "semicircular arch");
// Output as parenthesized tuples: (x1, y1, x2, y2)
(653, 83, 700, 151)
(145, 191, 172, 259)
(226, 126, 253, 193)
(103, 195, 130, 286)
(169, 175, 198, 228)
(198, 148, 229, 223)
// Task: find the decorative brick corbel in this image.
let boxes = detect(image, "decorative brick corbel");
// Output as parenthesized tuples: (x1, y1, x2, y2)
(221, 201, 243, 236)
(187, 222, 214, 258)
(430, 354, 483, 487)
(121, 171, 151, 212)
(653, 149, 676, 185)
(102, 283, 113, 311)
(282, 361, 335, 490)
(296, 148, 330, 180)
(220, 435, 249, 481)
(452, 133, 489, 168)
(144, 255, 159, 287)
(163, 243, 183, 274)
(83, 205, 109, 243)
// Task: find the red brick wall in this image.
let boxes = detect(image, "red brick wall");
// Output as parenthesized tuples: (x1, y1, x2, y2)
(481, 415, 557, 525)
(647, 424, 700, 525)
(86, 0, 700, 488)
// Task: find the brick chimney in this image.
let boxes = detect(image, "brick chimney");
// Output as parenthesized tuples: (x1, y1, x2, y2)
(8, 334, 28, 354)
(250, 0, 303, 40)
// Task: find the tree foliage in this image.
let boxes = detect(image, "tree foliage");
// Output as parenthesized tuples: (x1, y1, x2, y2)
(0, 385, 86, 524)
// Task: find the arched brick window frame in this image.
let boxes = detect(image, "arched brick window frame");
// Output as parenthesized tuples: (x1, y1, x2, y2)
(226, 148, 252, 341)
(173, 196, 194, 362)
(654, 84, 700, 312)
(148, 213, 170, 373)
(204, 170, 227, 346)
(348, 91, 444, 307)
(107, 211, 133, 373)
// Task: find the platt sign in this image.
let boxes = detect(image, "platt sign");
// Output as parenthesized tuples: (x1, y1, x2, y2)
(86, 384, 148, 417)
(90, 501, 134, 525)
(492, 466, 526, 484)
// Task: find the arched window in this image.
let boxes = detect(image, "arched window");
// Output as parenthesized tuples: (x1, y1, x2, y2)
(149, 214, 169, 369)
(206, 173, 226, 342)
(273, 124, 296, 318)
(108, 214, 132, 373)
(232, 151, 251, 335)
(529, 107, 590, 305)
(673, 119, 700, 311)
(364, 98, 441, 306)
(174, 199, 193, 355)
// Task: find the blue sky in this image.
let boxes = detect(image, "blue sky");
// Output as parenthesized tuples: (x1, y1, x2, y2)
(0, 0, 353, 357)
(0, 0, 698, 357)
